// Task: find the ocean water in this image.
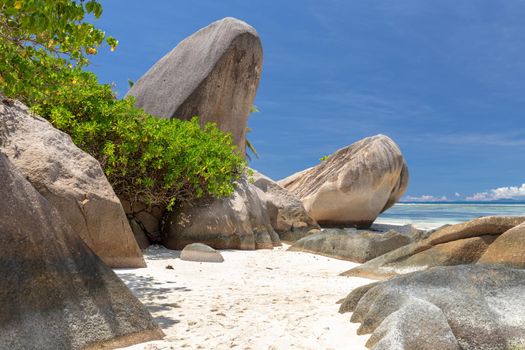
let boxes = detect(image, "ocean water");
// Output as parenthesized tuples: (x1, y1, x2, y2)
(375, 202, 525, 230)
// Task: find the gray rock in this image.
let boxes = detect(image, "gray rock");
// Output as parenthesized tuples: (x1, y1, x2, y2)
(127, 17, 263, 156)
(367, 299, 460, 350)
(339, 265, 525, 350)
(251, 169, 319, 241)
(341, 216, 525, 279)
(162, 175, 281, 250)
(279, 135, 408, 228)
(181, 243, 224, 263)
(288, 224, 423, 263)
(0, 95, 145, 268)
(0, 153, 162, 349)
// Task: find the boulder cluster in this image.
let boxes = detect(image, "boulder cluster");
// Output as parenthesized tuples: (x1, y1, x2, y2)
(342, 215, 525, 279)
(337, 215, 525, 349)
(126, 17, 408, 250)
(4, 15, 521, 350)
(0, 98, 162, 348)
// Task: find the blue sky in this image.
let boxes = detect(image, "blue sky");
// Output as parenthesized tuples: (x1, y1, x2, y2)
(90, 1, 525, 201)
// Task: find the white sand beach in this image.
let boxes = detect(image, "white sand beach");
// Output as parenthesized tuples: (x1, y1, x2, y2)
(116, 244, 373, 350)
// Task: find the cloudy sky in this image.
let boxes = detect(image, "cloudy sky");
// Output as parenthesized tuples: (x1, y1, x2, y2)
(90, 0, 525, 201)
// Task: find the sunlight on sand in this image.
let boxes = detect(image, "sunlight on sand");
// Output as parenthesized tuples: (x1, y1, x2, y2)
(115, 244, 372, 350)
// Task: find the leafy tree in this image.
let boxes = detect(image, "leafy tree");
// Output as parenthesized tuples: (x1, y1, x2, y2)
(0, 0, 117, 104)
(0, 0, 246, 209)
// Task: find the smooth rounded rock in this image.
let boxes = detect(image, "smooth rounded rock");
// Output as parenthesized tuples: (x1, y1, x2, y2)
(279, 135, 408, 228)
(339, 265, 525, 350)
(0, 95, 145, 268)
(127, 17, 263, 156)
(478, 221, 525, 268)
(341, 215, 525, 279)
(0, 153, 162, 349)
(251, 168, 319, 241)
(163, 175, 281, 250)
(181, 243, 224, 263)
(289, 224, 423, 263)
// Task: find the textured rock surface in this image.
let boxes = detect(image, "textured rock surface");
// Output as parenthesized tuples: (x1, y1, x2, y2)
(251, 169, 319, 241)
(0, 96, 145, 268)
(181, 243, 224, 263)
(279, 135, 408, 228)
(366, 299, 460, 350)
(162, 176, 281, 250)
(478, 221, 525, 268)
(127, 17, 263, 155)
(339, 265, 525, 350)
(341, 216, 525, 279)
(121, 199, 165, 245)
(0, 153, 162, 349)
(289, 224, 424, 263)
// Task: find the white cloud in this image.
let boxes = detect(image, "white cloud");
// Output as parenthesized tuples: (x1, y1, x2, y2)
(402, 195, 448, 202)
(466, 183, 525, 201)
(454, 192, 461, 197)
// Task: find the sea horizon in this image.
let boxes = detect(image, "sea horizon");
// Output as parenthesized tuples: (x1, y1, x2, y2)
(377, 201, 525, 230)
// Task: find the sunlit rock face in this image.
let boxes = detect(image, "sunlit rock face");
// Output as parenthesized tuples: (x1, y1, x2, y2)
(251, 169, 320, 242)
(0, 95, 145, 268)
(127, 17, 263, 156)
(0, 153, 162, 349)
(341, 215, 525, 279)
(162, 176, 281, 250)
(279, 135, 409, 229)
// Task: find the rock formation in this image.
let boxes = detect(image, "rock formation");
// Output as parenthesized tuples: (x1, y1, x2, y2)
(341, 216, 525, 279)
(120, 199, 166, 248)
(289, 224, 424, 263)
(162, 176, 281, 250)
(478, 221, 525, 268)
(0, 95, 145, 268)
(181, 243, 225, 263)
(279, 135, 408, 228)
(251, 169, 319, 241)
(0, 153, 162, 349)
(339, 265, 525, 350)
(127, 17, 263, 156)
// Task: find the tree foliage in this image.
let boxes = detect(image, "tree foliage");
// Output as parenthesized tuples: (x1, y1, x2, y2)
(0, 0, 117, 103)
(1, 0, 246, 209)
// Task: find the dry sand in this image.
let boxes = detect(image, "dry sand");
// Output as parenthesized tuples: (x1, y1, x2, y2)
(115, 244, 373, 350)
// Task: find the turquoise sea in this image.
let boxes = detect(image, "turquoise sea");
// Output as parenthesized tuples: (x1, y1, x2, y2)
(375, 202, 525, 230)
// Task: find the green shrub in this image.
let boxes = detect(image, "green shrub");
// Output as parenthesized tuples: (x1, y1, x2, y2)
(1, 0, 246, 209)
(32, 71, 245, 209)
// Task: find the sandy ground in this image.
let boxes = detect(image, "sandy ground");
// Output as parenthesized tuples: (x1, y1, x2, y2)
(115, 244, 373, 350)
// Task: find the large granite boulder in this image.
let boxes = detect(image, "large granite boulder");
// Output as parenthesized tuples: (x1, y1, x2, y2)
(478, 221, 525, 268)
(288, 224, 424, 263)
(339, 265, 525, 350)
(127, 17, 263, 156)
(251, 169, 319, 241)
(0, 96, 145, 268)
(0, 153, 162, 349)
(341, 216, 525, 279)
(162, 176, 281, 250)
(279, 135, 408, 228)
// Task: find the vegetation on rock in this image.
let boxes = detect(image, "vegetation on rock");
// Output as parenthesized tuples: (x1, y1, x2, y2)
(0, 0, 245, 208)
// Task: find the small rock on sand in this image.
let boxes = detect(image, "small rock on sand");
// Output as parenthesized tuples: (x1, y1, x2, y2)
(180, 243, 224, 263)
